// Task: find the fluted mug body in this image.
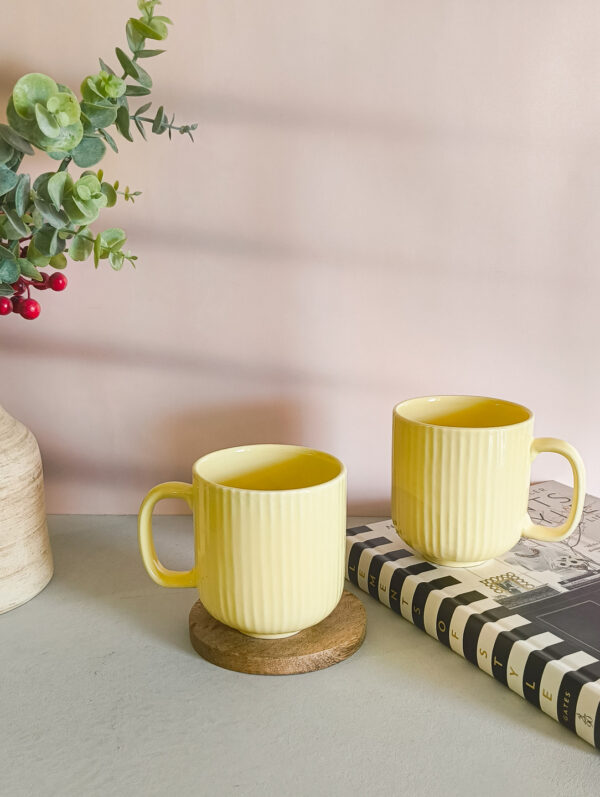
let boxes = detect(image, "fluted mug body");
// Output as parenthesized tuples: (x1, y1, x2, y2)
(392, 396, 586, 566)
(139, 444, 346, 638)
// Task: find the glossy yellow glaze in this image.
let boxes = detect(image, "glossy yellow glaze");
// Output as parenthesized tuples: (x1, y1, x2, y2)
(138, 445, 346, 638)
(392, 396, 585, 566)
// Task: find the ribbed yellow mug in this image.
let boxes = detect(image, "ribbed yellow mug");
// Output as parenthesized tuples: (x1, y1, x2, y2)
(138, 444, 346, 638)
(392, 396, 585, 566)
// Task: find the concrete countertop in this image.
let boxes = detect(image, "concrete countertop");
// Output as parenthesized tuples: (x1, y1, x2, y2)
(2, 515, 598, 796)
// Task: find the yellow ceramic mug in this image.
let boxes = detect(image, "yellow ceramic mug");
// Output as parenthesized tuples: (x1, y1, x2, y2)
(392, 396, 585, 566)
(138, 444, 346, 638)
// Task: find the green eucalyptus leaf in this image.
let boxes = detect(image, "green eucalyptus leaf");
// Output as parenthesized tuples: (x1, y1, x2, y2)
(98, 127, 119, 153)
(132, 62, 152, 89)
(5, 151, 23, 171)
(63, 199, 94, 224)
(109, 251, 125, 270)
(149, 19, 169, 39)
(7, 98, 83, 153)
(17, 258, 42, 281)
(126, 19, 146, 53)
(26, 241, 51, 267)
(12, 73, 58, 120)
(80, 102, 118, 129)
(0, 243, 16, 261)
(34, 196, 69, 229)
(71, 136, 106, 167)
(69, 230, 94, 261)
(134, 117, 147, 140)
(116, 105, 133, 142)
(72, 195, 96, 215)
(33, 172, 52, 194)
(0, 217, 22, 241)
(115, 47, 139, 79)
(32, 208, 44, 228)
(93, 233, 102, 267)
(0, 285, 14, 296)
(0, 166, 19, 196)
(137, 49, 165, 58)
(115, 47, 152, 89)
(135, 102, 152, 116)
(4, 208, 29, 237)
(80, 113, 95, 135)
(152, 106, 167, 134)
(85, 72, 126, 101)
(76, 184, 92, 201)
(47, 150, 69, 160)
(49, 120, 85, 152)
(47, 172, 72, 210)
(35, 103, 60, 138)
(78, 173, 102, 193)
(100, 227, 127, 251)
(99, 58, 116, 76)
(15, 174, 31, 216)
(125, 85, 151, 96)
(0, 259, 20, 283)
(49, 253, 67, 269)
(46, 93, 81, 126)
(82, 77, 105, 102)
(0, 123, 35, 155)
(100, 182, 117, 207)
(33, 225, 64, 257)
(130, 17, 166, 41)
(0, 137, 14, 165)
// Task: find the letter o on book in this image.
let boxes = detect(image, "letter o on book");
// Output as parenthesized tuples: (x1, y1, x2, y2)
(438, 620, 446, 633)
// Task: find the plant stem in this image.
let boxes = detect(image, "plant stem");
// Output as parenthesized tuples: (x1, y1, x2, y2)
(58, 156, 72, 172)
(135, 116, 190, 133)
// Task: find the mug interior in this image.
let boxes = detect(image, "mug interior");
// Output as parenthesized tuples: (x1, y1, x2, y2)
(394, 395, 532, 429)
(193, 444, 344, 491)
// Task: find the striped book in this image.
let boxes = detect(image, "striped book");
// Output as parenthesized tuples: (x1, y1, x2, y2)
(346, 480, 600, 750)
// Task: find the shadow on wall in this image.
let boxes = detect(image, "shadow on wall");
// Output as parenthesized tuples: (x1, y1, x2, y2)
(150, 400, 307, 512)
(2, 327, 392, 392)
(43, 398, 306, 514)
(0, 62, 28, 104)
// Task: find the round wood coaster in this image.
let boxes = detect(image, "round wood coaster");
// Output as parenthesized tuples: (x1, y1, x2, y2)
(189, 590, 366, 675)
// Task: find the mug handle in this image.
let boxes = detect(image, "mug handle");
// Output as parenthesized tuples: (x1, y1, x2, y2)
(138, 481, 196, 587)
(522, 438, 586, 542)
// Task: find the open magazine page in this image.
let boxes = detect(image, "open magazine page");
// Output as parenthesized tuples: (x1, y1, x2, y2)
(496, 481, 600, 600)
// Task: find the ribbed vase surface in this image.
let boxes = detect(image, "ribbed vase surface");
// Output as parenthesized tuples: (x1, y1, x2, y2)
(0, 406, 53, 613)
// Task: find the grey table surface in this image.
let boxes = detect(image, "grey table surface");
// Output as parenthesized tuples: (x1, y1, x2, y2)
(2, 515, 599, 797)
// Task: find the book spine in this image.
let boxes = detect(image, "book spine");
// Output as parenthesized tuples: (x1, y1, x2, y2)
(346, 527, 600, 750)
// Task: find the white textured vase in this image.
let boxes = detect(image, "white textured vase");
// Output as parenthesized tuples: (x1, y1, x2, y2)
(0, 405, 53, 613)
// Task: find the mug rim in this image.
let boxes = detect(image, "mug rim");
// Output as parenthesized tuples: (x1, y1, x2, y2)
(393, 394, 533, 430)
(192, 443, 346, 493)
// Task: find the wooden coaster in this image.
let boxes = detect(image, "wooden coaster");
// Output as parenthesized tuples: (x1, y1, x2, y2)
(189, 590, 366, 675)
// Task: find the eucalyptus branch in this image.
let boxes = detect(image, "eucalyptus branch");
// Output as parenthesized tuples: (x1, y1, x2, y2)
(0, 0, 194, 320)
(134, 115, 197, 140)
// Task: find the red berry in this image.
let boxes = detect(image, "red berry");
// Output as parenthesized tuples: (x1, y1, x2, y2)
(32, 273, 50, 291)
(20, 298, 41, 320)
(11, 279, 26, 296)
(0, 297, 12, 315)
(49, 273, 68, 292)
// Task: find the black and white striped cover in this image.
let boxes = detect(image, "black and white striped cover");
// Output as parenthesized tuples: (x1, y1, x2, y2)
(347, 483, 600, 750)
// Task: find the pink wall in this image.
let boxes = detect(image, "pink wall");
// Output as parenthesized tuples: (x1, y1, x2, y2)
(1, 1, 598, 514)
